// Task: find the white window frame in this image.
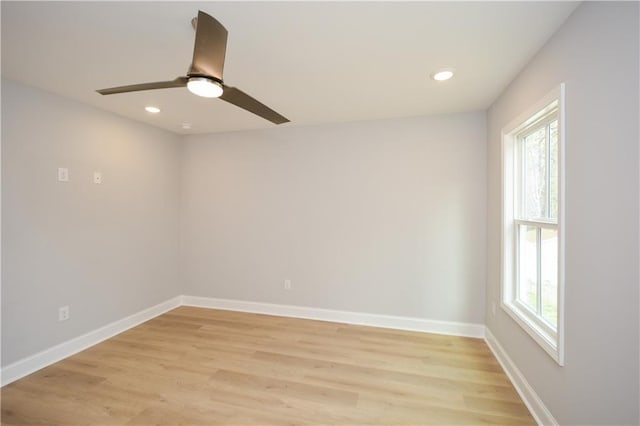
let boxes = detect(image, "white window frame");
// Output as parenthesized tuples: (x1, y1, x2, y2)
(501, 83, 565, 366)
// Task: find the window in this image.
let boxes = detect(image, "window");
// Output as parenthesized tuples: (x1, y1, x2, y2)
(501, 84, 565, 365)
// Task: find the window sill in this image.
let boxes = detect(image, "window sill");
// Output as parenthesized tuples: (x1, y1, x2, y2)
(501, 300, 564, 366)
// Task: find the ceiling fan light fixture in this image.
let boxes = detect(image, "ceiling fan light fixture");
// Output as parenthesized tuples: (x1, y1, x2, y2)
(187, 77, 223, 98)
(96, 11, 288, 124)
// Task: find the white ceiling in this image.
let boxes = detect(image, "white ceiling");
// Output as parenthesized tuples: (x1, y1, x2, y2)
(1, 1, 579, 135)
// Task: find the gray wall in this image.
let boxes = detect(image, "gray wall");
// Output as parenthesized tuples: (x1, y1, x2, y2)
(5, 4, 638, 422)
(2, 82, 487, 368)
(486, 2, 639, 424)
(180, 113, 487, 323)
(1, 80, 181, 366)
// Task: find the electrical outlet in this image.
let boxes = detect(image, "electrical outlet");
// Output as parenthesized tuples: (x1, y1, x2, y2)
(58, 306, 70, 322)
(283, 279, 292, 290)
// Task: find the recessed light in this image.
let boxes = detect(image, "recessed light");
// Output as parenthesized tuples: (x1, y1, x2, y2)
(181, 123, 192, 130)
(145, 106, 161, 113)
(431, 69, 455, 81)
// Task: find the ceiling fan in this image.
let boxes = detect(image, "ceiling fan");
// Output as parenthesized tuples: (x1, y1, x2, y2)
(97, 11, 289, 125)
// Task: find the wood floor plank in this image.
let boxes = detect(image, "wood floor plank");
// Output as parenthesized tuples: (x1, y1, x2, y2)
(1, 306, 534, 424)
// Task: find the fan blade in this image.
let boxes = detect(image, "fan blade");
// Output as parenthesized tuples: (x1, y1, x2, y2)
(220, 86, 289, 125)
(189, 11, 227, 81)
(97, 77, 187, 95)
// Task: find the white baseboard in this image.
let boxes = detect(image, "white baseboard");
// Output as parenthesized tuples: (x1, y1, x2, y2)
(1, 294, 484, 387)
(2, 295, 555, 426)
(484, 327, 557, 426)
(181, 295, 485, 338)
(0, 296, 182, 387)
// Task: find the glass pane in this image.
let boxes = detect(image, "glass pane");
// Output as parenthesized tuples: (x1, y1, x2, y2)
(549, 120, 559, 220)
(518, 225, 538, 312)
(541, 228, 558, 326)
(522, 127, 548, 220)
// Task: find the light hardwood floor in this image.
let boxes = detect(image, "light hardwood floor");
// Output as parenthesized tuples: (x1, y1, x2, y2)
(1, 307, 534, 425)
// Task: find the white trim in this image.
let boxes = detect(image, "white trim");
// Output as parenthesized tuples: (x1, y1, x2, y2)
(181, 296, 485, 338)
(500, 302, 560, 364)
(556, 83, 566, 366)
(1, 294, 484, 387)
(485, 327, 557, 426)
(502, 86, 562, 136)
(500, 83, 565, 366)
(0, 296, 559, 426)
(0, 296, 182, 386)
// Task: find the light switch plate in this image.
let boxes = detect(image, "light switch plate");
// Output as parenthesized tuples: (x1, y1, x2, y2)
(57, 167, 69, 182)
